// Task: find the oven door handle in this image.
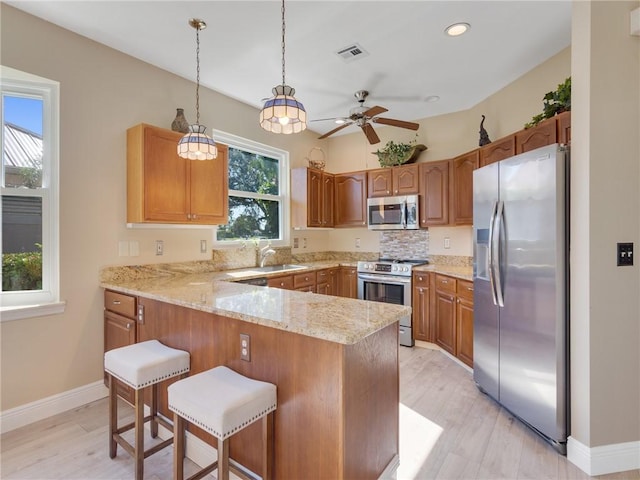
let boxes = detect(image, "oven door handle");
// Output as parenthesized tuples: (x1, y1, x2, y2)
(357, 273, 412, 284)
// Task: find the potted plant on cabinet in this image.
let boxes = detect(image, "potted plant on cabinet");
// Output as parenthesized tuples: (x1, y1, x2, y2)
(374, 140, 427, 167)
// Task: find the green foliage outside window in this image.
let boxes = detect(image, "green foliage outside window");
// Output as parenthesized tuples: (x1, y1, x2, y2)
(2, 245, 42, 291)
(217, 148, 281, 241)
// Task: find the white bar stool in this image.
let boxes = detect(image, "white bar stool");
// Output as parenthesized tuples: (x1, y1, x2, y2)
(168, 366, 277, 480)
(104, 339, 190, 480)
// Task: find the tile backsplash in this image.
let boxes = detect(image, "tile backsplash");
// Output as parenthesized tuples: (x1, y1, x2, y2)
(379, 230, 429, 260)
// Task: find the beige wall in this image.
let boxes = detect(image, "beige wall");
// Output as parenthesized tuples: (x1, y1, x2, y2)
(571, 0, 640, 449)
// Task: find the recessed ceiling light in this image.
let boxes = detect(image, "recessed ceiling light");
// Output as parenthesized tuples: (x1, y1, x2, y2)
(424, 95, 440, 103)
(445, 23, 470, 37)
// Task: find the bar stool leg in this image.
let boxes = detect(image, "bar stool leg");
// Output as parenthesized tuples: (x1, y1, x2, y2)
(108, 374, 117, 459)
(150, 383, 158, 438)
(134, 388, 144, 480)
(262, 412, 274, 480)
(218, 437, 230, 480)
(173, 413, 185, 480)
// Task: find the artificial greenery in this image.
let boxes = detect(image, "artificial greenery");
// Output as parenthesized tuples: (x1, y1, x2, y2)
(525, 77, 571, 129)
(374, 139, 426, 167)
(2, 247, 42, 291)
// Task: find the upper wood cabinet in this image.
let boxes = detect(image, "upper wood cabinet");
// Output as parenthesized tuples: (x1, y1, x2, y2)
(418, 160, 450, 227)
(127, 124, 228, 224)
(367, 164, 420, 197)
(480, 135, 516, 168)
(451, 150, 478, 225)
(556, 111, 571, 145)
(291, 168, 334, 228)
(516, 116, 557, 154)
(334, 171, 367, 228)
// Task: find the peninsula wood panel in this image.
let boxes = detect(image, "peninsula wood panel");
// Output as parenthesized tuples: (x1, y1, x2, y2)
(133, 297, 398, 479)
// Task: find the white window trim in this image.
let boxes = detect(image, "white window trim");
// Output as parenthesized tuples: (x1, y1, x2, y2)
(211, 129, 290, 247)
(1, 66, 63, 321)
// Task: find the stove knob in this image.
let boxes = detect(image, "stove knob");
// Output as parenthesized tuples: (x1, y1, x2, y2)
(392, 265, 398, 272)
(404, 267, 409, 272)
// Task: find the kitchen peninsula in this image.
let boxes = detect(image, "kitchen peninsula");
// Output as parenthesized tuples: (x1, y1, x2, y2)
(100, 264, 410, 479)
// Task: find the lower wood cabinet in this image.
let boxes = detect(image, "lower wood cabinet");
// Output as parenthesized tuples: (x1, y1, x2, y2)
(104, 290, 137, 404)
(434, 275, 457, 355)
(294, 271, 316, 292)
(316, 268, 338, 295)
(412, 272, 431, 342)
(339, 266, 358, 299)
(267, 274, 294, 290)
(456, 280, 474, 368)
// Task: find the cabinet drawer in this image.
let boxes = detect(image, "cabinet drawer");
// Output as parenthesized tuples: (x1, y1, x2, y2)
(413, 272, 430, 287)
(104, 290, 136, 318)
(457, 280, 474, 301)
(267, 275, 294, 290)
(435, 274, 456, 293)
(293, 272, 316, 289)
(316, 269, 330, 283)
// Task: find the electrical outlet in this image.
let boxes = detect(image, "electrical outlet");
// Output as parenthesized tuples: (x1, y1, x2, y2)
(156, 240, 164, 255)
(293, 237, 299, 249)
(240, 333, 251, 362)
(617, 242, 634, 266)
(355, 238, 361, 249)
(200, 239, 207, 253)
(444, 237, 451, 249)
(303, 238, 307, 249)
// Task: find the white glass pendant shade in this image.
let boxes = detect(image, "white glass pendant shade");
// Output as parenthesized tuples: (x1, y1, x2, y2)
(259, 85, 307, 134)
(177, 124, 218, 160)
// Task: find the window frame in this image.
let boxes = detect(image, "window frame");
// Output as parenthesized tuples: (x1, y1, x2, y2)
(1, 66, 63, 321)
(211, 129, 290, 247)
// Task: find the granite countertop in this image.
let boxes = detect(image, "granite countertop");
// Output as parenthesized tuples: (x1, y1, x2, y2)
(100, 264, 410, 345)
(413, 264, 473, 281)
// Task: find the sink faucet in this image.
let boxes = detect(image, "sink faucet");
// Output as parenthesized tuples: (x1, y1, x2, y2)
(259, 244, 276, 267)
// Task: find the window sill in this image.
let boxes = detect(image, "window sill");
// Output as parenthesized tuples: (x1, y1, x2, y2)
(0, 301, 66, 322)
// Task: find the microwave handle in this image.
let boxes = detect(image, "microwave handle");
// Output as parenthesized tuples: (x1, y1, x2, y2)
(401, 199, 407, 229)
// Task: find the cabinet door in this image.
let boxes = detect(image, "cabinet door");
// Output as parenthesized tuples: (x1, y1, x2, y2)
(189, 143, 229, 224)
(367, 169, 393, 197)
(456, 297, 474, 368)
(480, 135, 515, 167)
(434, 291, 456, 355)
(339, 267, 358, 298)
(412, 273, 430, 342)
(327, 268, 338, 296)
(393, 164, 420, 195)
(335, 172, 367, 227)
(143, 126, 190, 222)
(104, 310, 136, 405)
(307, 169, 323, 227)
(451, 150, 478, 225)
(516, 117, 557, 154)
(419, 160, 450, 227)
(556, 111, 571, 145)
(322, 173, 335, 227)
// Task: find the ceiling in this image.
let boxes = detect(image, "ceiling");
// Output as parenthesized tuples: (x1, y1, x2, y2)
(6, 1, 572, 138)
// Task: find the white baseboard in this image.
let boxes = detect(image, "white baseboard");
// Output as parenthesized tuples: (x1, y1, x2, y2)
(0, 380, 109, 434)
(567, 436, 640, 476)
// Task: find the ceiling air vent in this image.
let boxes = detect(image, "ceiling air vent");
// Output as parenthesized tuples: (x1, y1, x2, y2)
(335, 43, 369, 62)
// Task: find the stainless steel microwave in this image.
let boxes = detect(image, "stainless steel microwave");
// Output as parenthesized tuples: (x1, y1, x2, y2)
(367, 195, 419, 230)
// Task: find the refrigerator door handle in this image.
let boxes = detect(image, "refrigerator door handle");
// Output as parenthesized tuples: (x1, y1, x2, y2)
(487, 201, 499, 306)
(493, 200, 505, 307)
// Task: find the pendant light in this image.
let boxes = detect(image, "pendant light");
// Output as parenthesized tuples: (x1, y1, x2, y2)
(259, 0, 307, 134)
(177, 18, 217, 160)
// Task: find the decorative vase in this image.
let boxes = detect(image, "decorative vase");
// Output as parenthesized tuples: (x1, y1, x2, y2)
(171, 108, 190, 134)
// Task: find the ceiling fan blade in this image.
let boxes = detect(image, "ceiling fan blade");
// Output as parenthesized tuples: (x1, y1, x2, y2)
(318, 122, 353, 139)
(361, 123, 381, 144)
(372, 117, 420, 131)
(363, 105, 388, 118)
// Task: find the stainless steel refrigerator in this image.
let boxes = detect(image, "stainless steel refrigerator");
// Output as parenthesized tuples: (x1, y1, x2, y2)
(473, 143, 568, 453)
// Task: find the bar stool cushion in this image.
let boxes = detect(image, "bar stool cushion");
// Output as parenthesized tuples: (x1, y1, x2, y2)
(168, 366, 277, 440)
(105, 340, 190, 390)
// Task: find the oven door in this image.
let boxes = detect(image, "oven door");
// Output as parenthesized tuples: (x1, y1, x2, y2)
(357, 273, 412, 306)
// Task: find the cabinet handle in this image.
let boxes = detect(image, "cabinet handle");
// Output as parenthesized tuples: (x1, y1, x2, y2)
(192, 214, 197, 220)
(442, 280, 448, 284)
(126, 323, 132, 330)
(112, 300, 121, 305)
(187, 214, 191, 219)
(467, 287, 473, 291)
(418, 276, 423, 281)
(280, 282, 285, 286)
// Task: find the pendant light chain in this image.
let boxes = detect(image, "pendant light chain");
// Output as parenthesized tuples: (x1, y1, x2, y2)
(281, 0, 286, 86)
(195, 24, 201, 125)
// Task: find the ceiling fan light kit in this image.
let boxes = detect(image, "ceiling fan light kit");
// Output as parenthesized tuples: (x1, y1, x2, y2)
(259, 0, 307, 135)
(177, 18, 217, 160)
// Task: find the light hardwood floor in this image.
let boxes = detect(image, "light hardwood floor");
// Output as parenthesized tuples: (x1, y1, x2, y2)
(1, 346, 638, 479)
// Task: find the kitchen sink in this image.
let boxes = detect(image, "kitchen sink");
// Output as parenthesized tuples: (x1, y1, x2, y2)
(254, 264, 308, 273)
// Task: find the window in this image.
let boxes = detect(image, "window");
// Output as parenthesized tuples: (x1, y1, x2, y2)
(1, 66, 62, 320)
(213, 130, 289, 245)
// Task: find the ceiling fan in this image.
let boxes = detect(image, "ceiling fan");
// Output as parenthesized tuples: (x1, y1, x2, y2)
(315, 90, 419, 144)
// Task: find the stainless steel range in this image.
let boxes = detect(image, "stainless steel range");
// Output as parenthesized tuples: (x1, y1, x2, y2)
(357, 259, 428, 347)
